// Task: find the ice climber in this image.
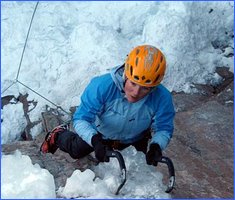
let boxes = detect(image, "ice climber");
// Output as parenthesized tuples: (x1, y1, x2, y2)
(40, 44, 175, 166)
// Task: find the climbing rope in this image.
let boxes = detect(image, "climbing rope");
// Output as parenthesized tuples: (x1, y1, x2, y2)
(16, 80, 70, 115)
(2, 1, 71, 116)
(15, 1, 39, 81)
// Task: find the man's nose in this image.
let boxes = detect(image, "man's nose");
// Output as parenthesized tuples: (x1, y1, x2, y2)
(133, 85, 141, 96)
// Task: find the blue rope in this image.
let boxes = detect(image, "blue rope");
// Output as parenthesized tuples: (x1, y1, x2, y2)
(16, 1, 39, 80)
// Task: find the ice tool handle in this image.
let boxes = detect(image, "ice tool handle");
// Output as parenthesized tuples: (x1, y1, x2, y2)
(158, 156, 175, 193)
(106, 150, 127, 195)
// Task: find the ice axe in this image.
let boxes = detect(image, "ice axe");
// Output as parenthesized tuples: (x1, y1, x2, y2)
(106, 150, 126, 195)
(158, 156, 175, 193)
(106, 150, 175, 195)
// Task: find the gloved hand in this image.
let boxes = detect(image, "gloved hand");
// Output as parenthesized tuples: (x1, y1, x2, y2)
(146, 143, 162, 166)
(91, 134, 109, 162)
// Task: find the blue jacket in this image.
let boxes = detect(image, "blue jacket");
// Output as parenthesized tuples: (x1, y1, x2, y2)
(73, 65, 175, 150)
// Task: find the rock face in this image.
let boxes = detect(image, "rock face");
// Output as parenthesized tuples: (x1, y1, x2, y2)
(165, 80, 233, 198)
(1, 67, 233, 198)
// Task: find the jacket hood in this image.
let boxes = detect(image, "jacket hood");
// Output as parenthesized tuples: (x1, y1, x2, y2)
(110, 64, 125, 92)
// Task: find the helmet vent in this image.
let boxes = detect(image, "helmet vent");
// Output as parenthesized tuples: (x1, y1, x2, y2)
(154, 74, 160, 83)
(145, 79, 151, 84)
(134, 75, 139, 80)
(136, 49, 140, 55)
(135, 57, 139, 67)
(130, 65, 133, 76)
(142, 76, 146, 80)
(160, 56, 163, 63)
(156, 64, 160, 72)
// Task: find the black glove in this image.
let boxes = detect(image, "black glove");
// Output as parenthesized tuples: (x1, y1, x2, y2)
(146, 143, 162, 166)
(91, 134, 109, 162)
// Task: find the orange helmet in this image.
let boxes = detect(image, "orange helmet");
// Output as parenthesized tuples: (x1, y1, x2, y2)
(124, 45, 166, 87)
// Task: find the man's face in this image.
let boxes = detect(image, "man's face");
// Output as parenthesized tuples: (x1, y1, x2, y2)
(124, 79, 152, 103)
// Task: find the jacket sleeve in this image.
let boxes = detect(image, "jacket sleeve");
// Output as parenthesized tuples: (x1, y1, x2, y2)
(150, 92, 175, 150)
(73, 77, 106, 146)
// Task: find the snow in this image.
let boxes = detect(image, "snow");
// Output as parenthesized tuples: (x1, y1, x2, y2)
(2, 147, 171, 199)
(1, 150, 56, 198)
(1, 1, 234, 199)
(1, 103, 27, 144)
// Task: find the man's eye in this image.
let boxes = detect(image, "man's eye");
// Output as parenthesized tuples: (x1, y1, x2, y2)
(131, 81, 136, 86)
